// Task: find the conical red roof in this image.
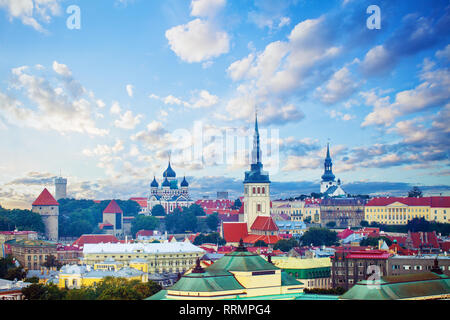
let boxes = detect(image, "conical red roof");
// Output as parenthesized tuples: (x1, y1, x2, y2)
(103, 199, 123, 214)
(32, 188, 59, 206)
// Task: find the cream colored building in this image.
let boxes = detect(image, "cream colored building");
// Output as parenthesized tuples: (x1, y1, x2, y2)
(81, 242, 205, 274)
(365, 197, 449, 225)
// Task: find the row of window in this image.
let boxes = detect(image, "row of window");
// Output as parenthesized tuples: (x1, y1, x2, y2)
(245, 186, 267, 195)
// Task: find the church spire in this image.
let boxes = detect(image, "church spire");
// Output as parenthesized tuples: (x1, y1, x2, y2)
(321, 142, 335, 182)
(252, 108, 261, 165)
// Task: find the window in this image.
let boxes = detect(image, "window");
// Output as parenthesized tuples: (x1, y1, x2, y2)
(403, 265, 411, 270)
(262, 187, 265, 194)
(257, 187, 260, 194)
(257, 204, 261, 212)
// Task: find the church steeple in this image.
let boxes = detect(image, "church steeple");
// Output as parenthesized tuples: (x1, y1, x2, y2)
(321, 142, 335, 182)
(252, 109, 261, 165)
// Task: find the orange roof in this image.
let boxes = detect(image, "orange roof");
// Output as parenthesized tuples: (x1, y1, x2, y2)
(103, 199, 123, 214)
(32, 188, 59, 206)
(243, 234, 282, 245)
(222, 222, 248, 243)
(250, 216, 278, 231)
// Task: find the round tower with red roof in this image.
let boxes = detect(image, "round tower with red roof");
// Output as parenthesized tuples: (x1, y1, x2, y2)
(32, 188, 59, 241)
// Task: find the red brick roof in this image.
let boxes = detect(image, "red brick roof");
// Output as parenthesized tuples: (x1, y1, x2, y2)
(345, 250, 392, 259)
(337, 228, 354, 239)
(366, 196, 450, 207)
(103, 199, 123, 214)
(250, 216, 278, 231)
(408, 231, 440, 249)
(243, 234, 283, 245)
(222, 222, 248, 243)
(72, 234, 119, 247)
(32, 188, 59, 206)
(136, 230, 154, 237)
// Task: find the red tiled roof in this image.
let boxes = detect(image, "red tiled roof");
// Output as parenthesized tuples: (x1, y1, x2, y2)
(129, 197, 147, 208)
(366, 196, 450, 208)
(387, 236, 407, 246)
(243, 234, 283, 245)
(222, 222, 248, 243)
(72, 234, 119, 247)
(136, 230, 154, 237)
(389, 243, 417, 256)
(32, 188, 59, 206)
(337, 228, 354, 239)
(103, 199, 123, 214)
(345, 250, 392, 259)
(440, 241, 450, 252)
(250, 216, 278, 231)
(409, 231, 439, 249)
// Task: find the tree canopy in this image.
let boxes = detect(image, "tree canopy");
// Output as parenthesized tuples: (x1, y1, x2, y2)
(300, 227, 338, 246)
(164, 207, 198, 233)
(131, 215, 160, 237)
(0, 207, 45, 233)
(151, 204, 166, 216)
(205, 212, 220, 231)
(274, 238, 299, 252)
(193, 232, 226, 246)
(408, 186, 423, 198)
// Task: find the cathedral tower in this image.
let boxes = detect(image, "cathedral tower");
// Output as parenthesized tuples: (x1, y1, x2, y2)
(243, 111, 271, 232)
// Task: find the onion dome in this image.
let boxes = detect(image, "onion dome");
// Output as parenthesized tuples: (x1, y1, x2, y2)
(180, 176, 189, 187)
(162, 177, 170, 187)
(150, 176, 159, 188)
(163, 161, 176, 178)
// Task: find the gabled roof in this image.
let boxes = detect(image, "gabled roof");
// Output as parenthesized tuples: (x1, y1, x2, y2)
(222, 222, 248, 243)
(337, 228, 354, 240)
(103, 200, 123, 214)
(32, 188, 59, 206)
(408, 231, 440, 249)
(250, 216, 278, 231)
(243, 234, 282, 245)
(72, 234, 119, 247)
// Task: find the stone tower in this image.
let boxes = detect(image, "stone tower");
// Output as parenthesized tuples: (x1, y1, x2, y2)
(243, 111, 271, 232)
(54, 176, 67, 200)
(32, 188, 59, 241)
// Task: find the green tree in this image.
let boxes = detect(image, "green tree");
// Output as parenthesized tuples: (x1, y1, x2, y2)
(300, 227, 338, 246)
(206, 212, 220, 231)
(43, 255, 62, 269)
(254, 240, 268, 247)
(21, 283, 47, 300)
(5, 267, 26, 281)
(165, 208, 198, 233)
(0, 255, 16, 278)
(151, 204, 166, 216)
(360, 220, 369, 227)
(360, 236, 392, 247)
(232, 198, 242, 210)
(303, 216, 312, 224)
(274, 238, 299, 252)
(407, 217, 431, 232)
(189, 204, 206, 216)
(326, 221, 336, 228)
(193, 232, 226, 246)
(131, 215, 160, 237)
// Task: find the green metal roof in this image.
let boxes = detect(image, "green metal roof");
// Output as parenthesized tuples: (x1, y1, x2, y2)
(169, 271, 245, 292)
(340, 272, 450, 300)
(206, 250, 279, 273)
(281, 271, 303, 286)
(282, 267, 331, 279)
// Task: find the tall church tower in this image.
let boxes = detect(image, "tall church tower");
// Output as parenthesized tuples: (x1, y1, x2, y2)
(320, 143, 336, 193)
(243, 111, 271, 232)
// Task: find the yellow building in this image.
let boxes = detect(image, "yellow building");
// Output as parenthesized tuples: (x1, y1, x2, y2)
(365, 197, 449, 225)
(81, 242, 205, 274)
(271, 199, 321, 223)
(58, 263, 148, 289)
(271, 257, 332, 289)
(146, 240, 304, 300)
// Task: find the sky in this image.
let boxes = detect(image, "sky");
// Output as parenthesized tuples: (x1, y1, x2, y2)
(0, 0, 449, 209)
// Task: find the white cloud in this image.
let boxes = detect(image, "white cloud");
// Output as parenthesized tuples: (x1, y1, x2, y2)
(436, 44, 450, 61)
(126, 84, 134, 97)
(190, 0, 225, 18)
(114, 110, 143, 130)
(110, 101, 122, 114)
(0, 0, 61, 32)
(0, 65, 108, 136)
(315, 67, 361, 104)
(52, 61, 72, 77)
(165, 18, 229, 63)
(190, 90, 219, 108)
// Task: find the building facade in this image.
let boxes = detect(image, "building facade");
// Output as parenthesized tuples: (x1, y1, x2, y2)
(148, 161, 193, 214)
(387, 255, 450, 276)
(331, 248, 391, 290)
(364, 196, 450, 224)
(81, 242, 205, 274)
(8, 239, 57, 270)
(320, 198, 366, 228)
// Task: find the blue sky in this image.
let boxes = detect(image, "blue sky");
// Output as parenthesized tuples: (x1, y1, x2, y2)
(0, 0, 449, 208)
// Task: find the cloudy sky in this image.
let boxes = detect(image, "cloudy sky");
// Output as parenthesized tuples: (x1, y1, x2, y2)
(0, 0, 449, 209)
